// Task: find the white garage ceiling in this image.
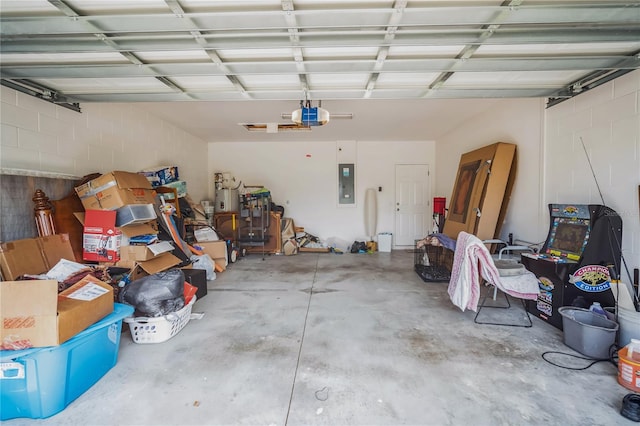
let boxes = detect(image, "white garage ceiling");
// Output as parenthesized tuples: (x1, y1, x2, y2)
(1, 0, 639, 141)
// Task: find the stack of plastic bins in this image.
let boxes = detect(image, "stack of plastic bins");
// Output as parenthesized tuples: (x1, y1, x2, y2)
(0, 303, 134, 420)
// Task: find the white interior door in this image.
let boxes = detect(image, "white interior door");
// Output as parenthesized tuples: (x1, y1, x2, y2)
(395, 164, 430, 247)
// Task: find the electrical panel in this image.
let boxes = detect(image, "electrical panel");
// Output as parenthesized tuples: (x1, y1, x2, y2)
(338, 163, 355, 205)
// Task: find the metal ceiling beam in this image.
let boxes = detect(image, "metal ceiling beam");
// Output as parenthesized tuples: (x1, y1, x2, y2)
(2, 56, 637, 79)
(2, 5, 639, 36)
(164, 0, 250, 99)
(281, 0, 309, 100)
(46, 0, 190, 98)
(53, 87, 560, 103)
(0, 78, 81, 111)
(547, 56, 640, 106)
(365, 0, 407, 98)
(4, 25, 640, 53)
(425, 0, 523, 97)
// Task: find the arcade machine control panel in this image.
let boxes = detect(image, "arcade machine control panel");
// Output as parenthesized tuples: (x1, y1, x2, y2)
(521, 204, 622, 330)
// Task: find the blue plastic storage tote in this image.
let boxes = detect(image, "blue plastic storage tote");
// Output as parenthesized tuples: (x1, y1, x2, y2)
(0, 303, 133, 420)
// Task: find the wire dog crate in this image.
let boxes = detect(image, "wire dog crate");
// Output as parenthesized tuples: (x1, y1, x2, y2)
(414, 239, 452, 283)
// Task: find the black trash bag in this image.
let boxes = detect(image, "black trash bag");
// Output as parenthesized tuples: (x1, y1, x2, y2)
(178, 197, 194, 219)
(350, 241, 367, 253)
(119, 268, 185, 317)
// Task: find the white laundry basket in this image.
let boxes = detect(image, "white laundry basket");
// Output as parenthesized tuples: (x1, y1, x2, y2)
(124, 296, 196, 344)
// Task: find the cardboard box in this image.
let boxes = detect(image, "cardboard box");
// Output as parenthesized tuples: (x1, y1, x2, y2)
(39, 235, 77, 270)
(214, 258, 226, 272)
(118, 221, 158, 242)
(82, 210, 121, 263)
(195, 241, 228, 267)
(138, 166, 179, 187)
(0, 275, 114, 349)
(0, 234, 76, 280)
(118, 252, 182, 281)
(75, 171, 155, 211)
(196, 240, 226, 259)
(76, 213, 157, 246)
(119, 241, 173, 262)
(57, 276, 114, 344)
(0, 304, 133, 421)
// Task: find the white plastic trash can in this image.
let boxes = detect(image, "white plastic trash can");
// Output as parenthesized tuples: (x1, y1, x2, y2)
(378, 233, 392, 252)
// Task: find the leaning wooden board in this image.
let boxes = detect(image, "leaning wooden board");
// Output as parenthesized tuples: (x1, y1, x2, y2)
(299, 247, 330, 253)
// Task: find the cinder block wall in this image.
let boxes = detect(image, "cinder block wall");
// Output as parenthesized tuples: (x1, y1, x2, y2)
(1, 86, 208, 191)
(0, 85, 209, 241)
(545, 70, 640, 278)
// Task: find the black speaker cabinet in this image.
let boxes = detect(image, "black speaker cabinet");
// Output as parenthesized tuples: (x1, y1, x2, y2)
(182, 268, 207, 300)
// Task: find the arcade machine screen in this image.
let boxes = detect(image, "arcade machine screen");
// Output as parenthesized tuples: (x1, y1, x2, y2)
(546, 218, 590, 261)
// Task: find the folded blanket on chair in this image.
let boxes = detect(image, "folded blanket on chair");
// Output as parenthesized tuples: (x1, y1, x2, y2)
(448, 231, 539, 312)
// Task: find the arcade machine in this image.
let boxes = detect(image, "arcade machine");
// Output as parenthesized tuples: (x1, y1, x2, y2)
(522, 204, 622, 329)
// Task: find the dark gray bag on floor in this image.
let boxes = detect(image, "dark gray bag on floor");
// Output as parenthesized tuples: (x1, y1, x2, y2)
(119, 268, 185, 317)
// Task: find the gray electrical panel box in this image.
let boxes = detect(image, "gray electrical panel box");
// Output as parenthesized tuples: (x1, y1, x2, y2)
(338, 163, 355, 204)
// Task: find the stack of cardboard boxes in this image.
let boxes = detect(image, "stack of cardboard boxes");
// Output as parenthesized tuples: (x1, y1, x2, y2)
(0, 169, 219, 348)
(0, 168, 225, 420)
(74, 170, 182, 272)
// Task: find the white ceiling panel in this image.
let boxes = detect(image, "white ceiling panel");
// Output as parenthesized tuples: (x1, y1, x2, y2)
(216, 48, 294, 61)
(308, 73, 370, 89)
(302, 46, 379, 59)
(238, 74, 301, 89)
(133, 50, 212, 62)
(65, 0, 168, 14)
(171, 76, 237, 91)
(445, 70, 589, 87)
(387, 45, 466, 58)
(0, 1, 58, 14)
(376, 72, 440, 87)
(33, 77, 174, 93)
(476, 42, 640, 56)
(180, 0, 282, 10)
(0, 52, 127, 65)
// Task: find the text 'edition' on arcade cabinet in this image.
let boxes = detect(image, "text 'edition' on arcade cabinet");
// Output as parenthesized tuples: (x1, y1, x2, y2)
(521, 204, 622, 330)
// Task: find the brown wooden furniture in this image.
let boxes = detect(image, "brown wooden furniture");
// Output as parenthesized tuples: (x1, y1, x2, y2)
(49, 173, 101, 262)
(33, 189, 56, 237)
(213, 212, 240, 243)
(154, 187, 181, 217)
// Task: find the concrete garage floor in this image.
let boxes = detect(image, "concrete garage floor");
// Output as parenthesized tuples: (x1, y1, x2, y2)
(7, 251, 634, 425)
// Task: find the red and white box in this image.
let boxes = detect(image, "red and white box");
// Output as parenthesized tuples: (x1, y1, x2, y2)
(82, 210, 121, 262)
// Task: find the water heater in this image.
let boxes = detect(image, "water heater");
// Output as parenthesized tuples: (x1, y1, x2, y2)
(215, 189, 239, 212)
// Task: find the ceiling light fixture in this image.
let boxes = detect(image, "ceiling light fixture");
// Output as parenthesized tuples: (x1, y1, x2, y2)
(291, 100, 330, 127)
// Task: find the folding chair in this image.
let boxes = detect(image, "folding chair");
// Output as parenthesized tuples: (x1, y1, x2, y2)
(473, 240, 534, 327)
